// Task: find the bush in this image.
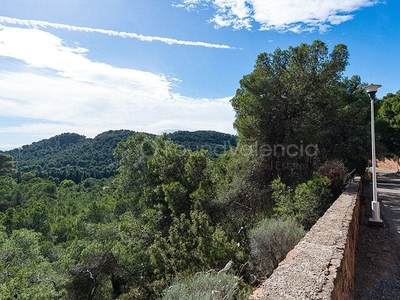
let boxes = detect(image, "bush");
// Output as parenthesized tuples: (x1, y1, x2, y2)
(249, 218, 305, 280)
(162, 272, 250, 300)
(317, 160, 348, 198)
(272, 176, 332, 229)
(148, 210, 243, 295)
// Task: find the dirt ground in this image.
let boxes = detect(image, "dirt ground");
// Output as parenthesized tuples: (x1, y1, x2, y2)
(376, 158, 399, 171)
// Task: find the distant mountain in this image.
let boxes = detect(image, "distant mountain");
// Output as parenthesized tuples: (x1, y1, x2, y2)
(6, 130, 237, 183)
(7, 130, 136, 183)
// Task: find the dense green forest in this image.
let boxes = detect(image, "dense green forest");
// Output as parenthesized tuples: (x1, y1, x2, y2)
(0, 40, 399, 299)
(5, 130, 237, 184)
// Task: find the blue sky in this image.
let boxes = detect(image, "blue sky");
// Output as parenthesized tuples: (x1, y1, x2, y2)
(0, 0, 397, 150)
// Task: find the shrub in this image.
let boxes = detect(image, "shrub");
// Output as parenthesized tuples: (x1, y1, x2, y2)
(317, 160, 348, 199)
(249, 217, 305, 280)
(148, 210, 243, 295)
(272, 176, 332, 229)
(162, 272, 250, 300)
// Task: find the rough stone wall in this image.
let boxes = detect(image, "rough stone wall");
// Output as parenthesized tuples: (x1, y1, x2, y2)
(250, 177, 361, 300)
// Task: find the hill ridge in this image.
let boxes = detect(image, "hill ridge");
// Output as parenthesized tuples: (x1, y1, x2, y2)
(5, 129, 237, 183)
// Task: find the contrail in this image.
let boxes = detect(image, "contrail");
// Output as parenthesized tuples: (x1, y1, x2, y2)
(0, 16, 234, 49)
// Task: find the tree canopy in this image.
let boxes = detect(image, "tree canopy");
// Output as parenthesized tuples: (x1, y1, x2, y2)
(231, 40, 370, 181)
(232, 40, 347, 143)
(376, 90, 400, 158)
(6, 130, 236, 183)
(0, 153, 17, 177)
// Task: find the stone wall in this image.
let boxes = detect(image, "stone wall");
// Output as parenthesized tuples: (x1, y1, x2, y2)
(250, 177, 362, 300)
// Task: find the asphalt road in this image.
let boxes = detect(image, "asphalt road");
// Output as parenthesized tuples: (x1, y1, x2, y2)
(377, 169, 400, 237)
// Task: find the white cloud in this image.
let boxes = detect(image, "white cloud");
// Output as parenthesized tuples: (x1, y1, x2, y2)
(173, 0, 209, 10)
(208, 0, 253, 30)
(0, 25, 235, 149)
(176, 0, 380, 32)
(0, 16, 234, 49)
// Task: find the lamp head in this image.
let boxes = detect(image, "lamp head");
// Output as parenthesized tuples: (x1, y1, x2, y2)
(364, 84, 382, 100)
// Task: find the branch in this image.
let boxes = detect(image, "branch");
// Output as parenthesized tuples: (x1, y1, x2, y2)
(85, 269, 97, 300)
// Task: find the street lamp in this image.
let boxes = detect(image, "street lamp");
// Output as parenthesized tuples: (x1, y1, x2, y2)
(364, 84, 383, 226)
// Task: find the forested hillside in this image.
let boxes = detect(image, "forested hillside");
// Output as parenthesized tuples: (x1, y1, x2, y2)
(6, 130, 134, 183)
(6, 130, 236, 183)
(169, 130, 237, 156)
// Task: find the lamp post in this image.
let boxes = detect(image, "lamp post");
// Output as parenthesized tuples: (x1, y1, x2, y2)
(364, 84, 383, 226)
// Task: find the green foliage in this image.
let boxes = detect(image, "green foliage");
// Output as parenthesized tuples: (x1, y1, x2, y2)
(115, 134, 213, 220)
(113, 133, 153, 200)
(0, 228, 67, 299)
(231, 40, 370, 181)
(0, 153, 17, 177)
(149, 210, 242, 290)
(0, 134, 241, 299)
(169, 130, 237, 157)
(162, 272, 250, 300)
(232, 40, 348, 144)
(0, 177, 58, 237)
(212, 147, 272, 235)
(0, 176, 17, 211)
(6, 130, 235, 184)
(376, 90, 400, 158)
(113, 134, 248, 296)
(249, 217, 305, 279)
(60, 179, 75, 187)
(321, 76, 372, 174)
(273, 176, 332, 229)
(7, 130, 135, 183)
